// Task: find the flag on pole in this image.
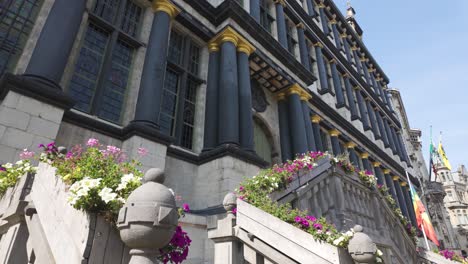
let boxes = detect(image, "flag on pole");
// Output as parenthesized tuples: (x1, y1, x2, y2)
(437, 142, 452, 171)
(408, 181, 439, 246)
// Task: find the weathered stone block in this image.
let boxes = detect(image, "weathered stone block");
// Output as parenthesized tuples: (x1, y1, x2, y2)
(16, 94, 64, 123)
(0, 128, 34, 149)
(0, 145, 16, 164)
(1, 91, 21, 108)
(27, 116, 60, 138)
(0, 106, 31, 130)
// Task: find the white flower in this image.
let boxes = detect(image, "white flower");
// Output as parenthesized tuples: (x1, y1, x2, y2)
(117, 197, 126, 203)
(116, 182, 127, 191)
(76, 188, 89, 197)
(15, 160, 23, 165)
(3, 163, 12, 169)
(99, 187, 117, 204)
(376, 257, 382, 263)
(122, 173, 135, 183)
(333, 236, 344, 246)
(376, 249, 383, 257)
(67, 194, 79, 206)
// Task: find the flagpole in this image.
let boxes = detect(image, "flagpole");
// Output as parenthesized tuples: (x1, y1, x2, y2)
(421, 222, 431, 250)
(428, 126, 433, 182)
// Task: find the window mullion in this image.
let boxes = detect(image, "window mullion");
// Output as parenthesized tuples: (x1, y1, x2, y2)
(90, 0, 127, 116)
(174, 37, 191, 145)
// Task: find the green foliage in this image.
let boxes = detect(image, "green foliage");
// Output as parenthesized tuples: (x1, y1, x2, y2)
(0, 160, 36, 196)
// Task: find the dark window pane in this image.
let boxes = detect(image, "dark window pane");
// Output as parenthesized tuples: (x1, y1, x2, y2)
(93, 0, 120, 23)
(120, 0, 141, 37)
(188, 43, 199, 75)
(0, 0, 41, 76)
(159, 69, 179, 135)
(167, 31, 183, 65)
(98, 40, 133, 123)
(181, 79, 197, 149)
(69, 24, 109, 113)
(259, 0, 274, 33)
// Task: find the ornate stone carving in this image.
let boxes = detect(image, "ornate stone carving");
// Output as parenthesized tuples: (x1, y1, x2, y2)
(251, 80, 269, 112)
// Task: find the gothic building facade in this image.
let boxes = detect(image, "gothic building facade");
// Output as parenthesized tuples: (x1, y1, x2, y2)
(0, 0, 435, 262)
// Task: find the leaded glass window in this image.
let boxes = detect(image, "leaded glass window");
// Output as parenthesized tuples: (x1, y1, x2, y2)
(285, 18, 297, 55)
(69, 0, 143, 124)
(260, 0, 274, 33)
(0, 0, 42, 76)
(254, 121, 272, 163)
(160, 30, 203, 150)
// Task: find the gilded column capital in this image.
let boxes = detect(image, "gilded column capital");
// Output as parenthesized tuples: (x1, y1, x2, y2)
(383, 169, 391, 174)
(351, 45, 358, 51)
(152, 0, 180, 18)
(400, 181, 408, 187)
(210, 26, 256, 54)
(311, 114, 321, 123)
(345, 142, 356, 149)
(276, 92, 287, 101)
(237, 42, 256, 55)
(340, 33, 348, 39)
(330, 19, 337, 25)
(208, 42, 219, 52)
(364, 97, 371, 102)
(318, 2, 326, 8)
(353, 86, 361, 91)
(328, 129, 340, 137)
(392, 175, 399, 181)
(314, 42, 323, 48)
(329, 58, 337, 64)
(359, 56, 367, 62)
(342, 73, 350, 78)
(372, 162, 381, 167)
(296, 23, 305, 29)
(286, 83, 310, 101)
(369, 68, 376, 73)
(274, 0, 286, 7)
(360, 152, 369, 159)
(300, 92, 312, 101)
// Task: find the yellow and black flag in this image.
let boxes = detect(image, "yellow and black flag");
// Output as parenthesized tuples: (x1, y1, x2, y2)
(438, 142, 452, 171)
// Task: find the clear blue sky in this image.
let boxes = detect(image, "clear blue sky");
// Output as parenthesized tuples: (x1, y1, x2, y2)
(334, 0, 468, 171)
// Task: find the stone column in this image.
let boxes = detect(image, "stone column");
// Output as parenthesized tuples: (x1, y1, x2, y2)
(370, 71, 381, 97)
(287, 84, 310, 156)
(397, 132, 410, 164)
(302, 100, 316, 151)
(134, 0, 180, 127)
(203, 43, 220, 151)
(218, 28, 241, 145)
(375, 109, 389, 148)
(351, 44, 362, 75)
(393, 177, 410, 220)
(343, 74, 358, 120)
(376, 76, 387, 104)
(330, 16, 341, 50)
(355, 88, 370, 130)
(24, 0, 86, 88)
(360, 152, 371, 172)
(330, 59, 346, 108)
(342, 33, 352, 62)
(311, 114, 324, 152)
(391, 126, 402, 159)
(305, 0, 316, 17)
(401, 182, 417, 227)
(373, 162, 385, 186)
(383, 169, 399, 207)
(384, 118, 397, 155)
(297, 24, 311, 71)
(361, 57, 370, 84)
(250, 0, 261, 22)
(365, 99, 380, 140)
(274, 0, 288, 48)
(238, 41, 256, 151)
(345, 142, 359, 167)
(329, 129, 342, 155)
(277, 93, 292, 161)
(314, 42, 329, 93)
(318, 1, 329, 35)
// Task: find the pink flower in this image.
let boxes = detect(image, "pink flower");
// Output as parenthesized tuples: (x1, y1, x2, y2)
(106, 145, 121, 155)
(0, 167, 5, 172)
(87, 138, 100, 147)
(239, 186, 244, 192)
(306, 215, 317, 222)
(313, 223, 323, 230)
(232, 208, 237, 215)
(137, 147, 148, 156)
(19, 149, 34, 160)
(301, 219, 310, 228)
(182, 203, 190, 212)
(294, 216, 303, 223)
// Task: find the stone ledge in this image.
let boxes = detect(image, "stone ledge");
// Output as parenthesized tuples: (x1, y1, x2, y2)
(0, 73, 74, 110)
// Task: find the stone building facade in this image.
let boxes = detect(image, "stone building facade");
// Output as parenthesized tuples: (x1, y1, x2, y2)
(0, 0, 438, 262)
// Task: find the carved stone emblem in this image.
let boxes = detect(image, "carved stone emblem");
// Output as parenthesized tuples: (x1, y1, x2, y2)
(251, 80, 269, 113)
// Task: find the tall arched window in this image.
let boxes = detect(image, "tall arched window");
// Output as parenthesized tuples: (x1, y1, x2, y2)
(253, 120, 273, 164)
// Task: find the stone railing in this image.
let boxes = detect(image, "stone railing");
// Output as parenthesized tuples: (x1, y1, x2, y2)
(208, 197, 355, 264)
(269, 157, 418, 264)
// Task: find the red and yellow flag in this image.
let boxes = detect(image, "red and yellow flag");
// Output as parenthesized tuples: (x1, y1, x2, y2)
(409, 184, 439, 246)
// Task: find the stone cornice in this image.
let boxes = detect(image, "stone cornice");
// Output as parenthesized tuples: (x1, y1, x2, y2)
(152, 0, 180, 18)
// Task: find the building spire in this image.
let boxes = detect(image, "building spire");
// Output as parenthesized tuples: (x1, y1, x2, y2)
(345, 0, 363, 38)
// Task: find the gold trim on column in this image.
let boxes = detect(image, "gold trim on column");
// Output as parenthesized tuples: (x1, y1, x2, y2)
(360, 56, 367, 62)
(208, 42, 219, 52)
(314, 42, 323, 48)
(209, 26, 256, 55)
(340, 33, 348, 39)
(330, 19, 337, 25)
(330, 58, 337, 64)
(311, 115, 321, 123)
(276, 92, 286, 101)
(392, 175, 399, 181)
(296, 23, 305, 29)
(372, 162, 381, 167)
(286, 83, 311, 101)
(237, 42, 256, 55)
(274, 0, 286, 7)
(383, 169, 391, 174)
(318, 2, 326, 8)
(328, 129, 340, 137)
(351, 45, 358, 51)
(353, 86, 361, 91)
(152, 0, 180, 18)
(342, 73, 350, 78)
(400, 181, 408, 187)
(300, 92, 312, 101)
(360, 152, 369, 159)
(345, 142, 356, 149)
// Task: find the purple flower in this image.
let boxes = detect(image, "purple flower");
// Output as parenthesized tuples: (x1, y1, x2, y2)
(313, 223, 323, 230)
(294, 216, 302, 223)
(86, 138, 100, 147)
(239, 186, 244, 191)
(66, 152, 73, 159)
(106, 145, 121, 155)
(232, 208, 237, 215)
(301, 219, 310, 228)
(182, 203, 190, 212)
(0, 166, 5, 172)
(137, 147, 148, 156)
(38, 144, 45, 148)
(306, 215, 317, 222)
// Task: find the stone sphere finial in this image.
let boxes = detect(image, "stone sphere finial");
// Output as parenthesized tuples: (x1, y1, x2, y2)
(117, 167, 177, 264)
(223, 192, 237, 214)
(348, 225, 377, 263)
(57, 146, 67, 155)
(143, 167, 165, 184)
